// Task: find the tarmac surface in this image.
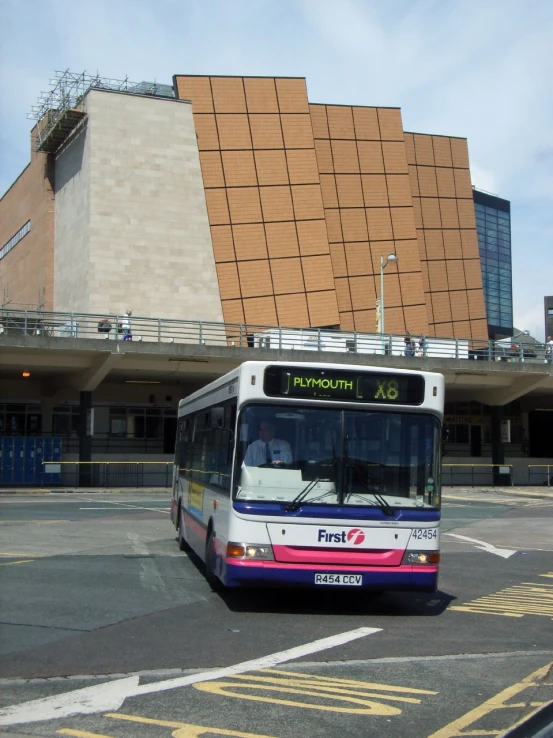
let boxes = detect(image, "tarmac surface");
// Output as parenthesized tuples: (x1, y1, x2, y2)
(1, 487, 552, 738)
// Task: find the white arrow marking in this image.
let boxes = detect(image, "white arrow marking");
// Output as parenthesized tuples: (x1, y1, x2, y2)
(0, 626, 381, 726)
(444, 533, 517, 558)
(0, 675, 140, 728)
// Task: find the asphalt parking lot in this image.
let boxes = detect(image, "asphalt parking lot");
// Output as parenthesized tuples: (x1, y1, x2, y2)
(0, 488, 552, 738)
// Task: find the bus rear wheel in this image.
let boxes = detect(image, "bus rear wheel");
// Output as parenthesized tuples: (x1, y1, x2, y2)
(205, 530, 221, 590)
(178, 509, 189, 552)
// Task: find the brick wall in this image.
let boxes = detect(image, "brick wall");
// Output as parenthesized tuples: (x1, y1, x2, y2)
(0, 148, 54, 309)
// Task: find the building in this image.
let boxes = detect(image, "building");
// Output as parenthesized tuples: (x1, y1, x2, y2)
(473, 189, 513, 338)
(1, 71, 490, 342)
(3, 72, 549, 486)
(545, 296, 553, 340)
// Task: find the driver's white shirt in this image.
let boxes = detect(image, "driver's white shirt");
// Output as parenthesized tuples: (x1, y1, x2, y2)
(244, 438, 292, 467)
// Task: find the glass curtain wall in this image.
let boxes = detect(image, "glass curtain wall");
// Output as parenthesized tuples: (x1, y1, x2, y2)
(473, 189, 513, 338)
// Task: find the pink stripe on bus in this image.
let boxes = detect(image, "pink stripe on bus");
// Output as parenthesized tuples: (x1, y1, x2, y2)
(184, 510, 207, 542)
(227, 559, 438, 573)
(272, 545, 404, 566)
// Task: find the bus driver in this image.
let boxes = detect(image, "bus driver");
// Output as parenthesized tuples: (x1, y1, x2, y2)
(244, 420, 292, 467)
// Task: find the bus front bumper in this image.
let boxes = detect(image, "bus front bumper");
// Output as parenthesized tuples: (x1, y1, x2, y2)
(223, 560, 438, 591)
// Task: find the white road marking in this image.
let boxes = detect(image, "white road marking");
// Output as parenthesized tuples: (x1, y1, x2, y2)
(0, 627, 381, 726)
(79, 498, 169, 514)
(2, 649, 553, 686)
(443, 532, 517, 558)
(79, 507, 170, 511)
(127, 533, 166, 593)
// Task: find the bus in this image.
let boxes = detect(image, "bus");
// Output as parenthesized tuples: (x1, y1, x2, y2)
(171, 361, 444, 592)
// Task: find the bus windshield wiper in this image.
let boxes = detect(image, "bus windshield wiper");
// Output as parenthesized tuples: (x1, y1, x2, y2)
(285, 478, 321, 512)
(373, 491, 394, 516)
(346, 461, 395, 516)
(348, 491, 395, 516)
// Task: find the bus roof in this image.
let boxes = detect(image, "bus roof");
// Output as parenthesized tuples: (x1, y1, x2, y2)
(177, 360, 444, 411)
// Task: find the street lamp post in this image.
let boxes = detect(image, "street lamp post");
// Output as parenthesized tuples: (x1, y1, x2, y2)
(379, 252, 398, 353)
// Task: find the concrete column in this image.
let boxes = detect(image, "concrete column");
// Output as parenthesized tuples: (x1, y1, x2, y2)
(78, 391, 92, 487)
(491, 405, 508, 485)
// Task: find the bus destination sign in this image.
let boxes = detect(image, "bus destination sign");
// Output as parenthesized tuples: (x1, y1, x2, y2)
(263, 366, 424, 405)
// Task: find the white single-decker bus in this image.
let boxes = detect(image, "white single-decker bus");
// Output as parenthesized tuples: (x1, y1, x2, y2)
(171, 361, 444, 591)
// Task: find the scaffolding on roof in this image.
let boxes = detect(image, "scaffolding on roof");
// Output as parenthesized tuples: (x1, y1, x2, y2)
(28, 70, 174, 154)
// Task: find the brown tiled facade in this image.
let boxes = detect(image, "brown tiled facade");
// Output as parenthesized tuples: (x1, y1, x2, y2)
(0, 152, 54, 310)
(175, 75, 340, 330)
(175, 74, 487, 339)
(0, 74, 488, 341)
(310, 103, 428, 336)
(404, 133, 487, 338)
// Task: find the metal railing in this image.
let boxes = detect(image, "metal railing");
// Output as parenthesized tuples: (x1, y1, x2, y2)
(51, 435, 168, 455)
(0, 460, 548, 489)
(1, 307, 550, 363)
(40, 461, 173, 488)
(29, 70, 174, 152)
(527, 465, 552, 487)
(442, 464, 514, 487)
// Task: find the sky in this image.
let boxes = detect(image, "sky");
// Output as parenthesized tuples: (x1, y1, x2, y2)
(1, 0, 552, 339)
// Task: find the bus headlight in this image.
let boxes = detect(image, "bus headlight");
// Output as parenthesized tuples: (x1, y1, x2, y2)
(402, 551, 440, 565)
(227, 542, 274, 560)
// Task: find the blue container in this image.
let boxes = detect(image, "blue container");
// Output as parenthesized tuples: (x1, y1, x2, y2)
(0, 437, 15, 484)
(12, 438, 25, 485)
(42, 438, 62, 485)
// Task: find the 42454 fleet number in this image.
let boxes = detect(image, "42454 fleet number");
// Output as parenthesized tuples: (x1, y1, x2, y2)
(411, 528, 438, 540)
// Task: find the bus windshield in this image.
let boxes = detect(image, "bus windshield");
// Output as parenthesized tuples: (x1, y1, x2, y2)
(235, 404, 441, 509)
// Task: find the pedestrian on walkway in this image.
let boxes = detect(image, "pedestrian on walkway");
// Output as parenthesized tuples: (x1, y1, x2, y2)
(417, 335, 428, 357)
(119, 310, 132, 341)
(546, 336, 553, 364)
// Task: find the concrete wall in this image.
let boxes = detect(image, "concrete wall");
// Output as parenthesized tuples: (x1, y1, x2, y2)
(72, 88, 223, 322)
(54, 127, 91, 312)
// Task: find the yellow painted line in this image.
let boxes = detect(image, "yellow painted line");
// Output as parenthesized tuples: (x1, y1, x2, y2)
(472, 595, 553, 607)
(450, 578, 553, 619)
(235, 671, 435, 700)
(105, 712, 276, 737)
(481, 592, 553, 607)
(427, 661, 553, 738)
(0, 519, 68, 525)
(196, 680, 406, 714)
(261, 667, 437, 693)
(453, 601, 553, 611)
(0, 559, 35, 566)
(0, 552, 43, 557)
(459, 597, 553, 608)
(193, 670, 437, 715)
(451, 609, 552, 617)
(508, 701, 548, 708)
(58, 729, 116, 738)
(471, 590, 553, 600)
(451, 606, 522, 617)
(488, 593, 553, 603)
(464, 606, 553, 616)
